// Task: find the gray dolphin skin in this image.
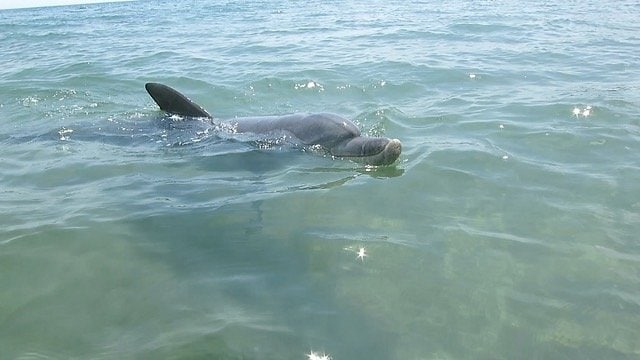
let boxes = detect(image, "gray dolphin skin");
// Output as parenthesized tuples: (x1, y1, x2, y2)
(145, 82, 402, 166)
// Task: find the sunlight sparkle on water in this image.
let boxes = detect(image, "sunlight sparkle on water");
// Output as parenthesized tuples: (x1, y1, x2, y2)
(294, 81, 324, 91)
(357, 247, 367, 261)
(307, 351, 332, 360)
(573, 105, 593, 118)
(58, 128, 73, 141)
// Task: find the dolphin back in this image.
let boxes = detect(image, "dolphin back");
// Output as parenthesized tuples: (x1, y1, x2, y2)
(232, 113, 360, 147)
(145, 82, 212, 118)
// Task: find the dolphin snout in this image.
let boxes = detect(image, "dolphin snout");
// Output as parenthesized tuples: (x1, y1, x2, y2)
(381, 138, 402, 165)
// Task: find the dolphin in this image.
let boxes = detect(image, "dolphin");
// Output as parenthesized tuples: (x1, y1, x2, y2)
(145, 82, 402, 166)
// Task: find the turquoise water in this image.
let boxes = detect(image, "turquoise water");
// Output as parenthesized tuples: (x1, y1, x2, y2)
(1, 0, 640, 358)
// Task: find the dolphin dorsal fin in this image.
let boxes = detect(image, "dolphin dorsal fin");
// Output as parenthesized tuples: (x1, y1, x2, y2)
(145, 82, 212, 118)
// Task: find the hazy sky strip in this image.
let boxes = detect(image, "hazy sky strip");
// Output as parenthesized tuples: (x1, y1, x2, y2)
(0, 0, 131, 10)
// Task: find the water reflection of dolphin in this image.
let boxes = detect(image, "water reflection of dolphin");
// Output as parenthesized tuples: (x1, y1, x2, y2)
(145, 83, 402, 166)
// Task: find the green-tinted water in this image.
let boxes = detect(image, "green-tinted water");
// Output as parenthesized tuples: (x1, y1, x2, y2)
(1, 1, 639, 358)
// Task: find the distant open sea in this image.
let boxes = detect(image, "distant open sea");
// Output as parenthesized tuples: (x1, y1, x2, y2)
(1, 1, 639, 359)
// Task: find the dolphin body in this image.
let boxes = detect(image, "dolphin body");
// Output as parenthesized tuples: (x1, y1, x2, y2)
(145, 83, 402, 166)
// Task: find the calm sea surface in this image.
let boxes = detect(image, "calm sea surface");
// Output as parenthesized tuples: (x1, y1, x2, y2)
(1, 1, 639, 359)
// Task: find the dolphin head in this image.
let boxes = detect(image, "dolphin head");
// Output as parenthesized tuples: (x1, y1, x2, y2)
(329, 136, 402, 166)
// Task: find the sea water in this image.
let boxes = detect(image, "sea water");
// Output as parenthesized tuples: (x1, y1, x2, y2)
(1, 1, 639, 359)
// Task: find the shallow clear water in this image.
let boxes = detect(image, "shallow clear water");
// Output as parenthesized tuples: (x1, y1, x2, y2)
(1, 1, 639, 359)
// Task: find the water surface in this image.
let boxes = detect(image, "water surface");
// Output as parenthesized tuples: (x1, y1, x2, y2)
(1, 1, 639, 359)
